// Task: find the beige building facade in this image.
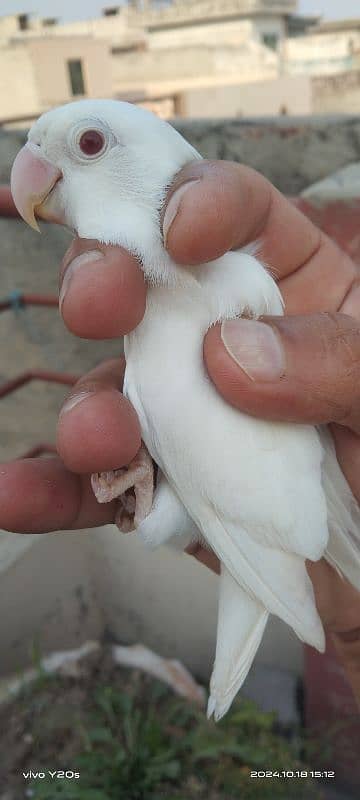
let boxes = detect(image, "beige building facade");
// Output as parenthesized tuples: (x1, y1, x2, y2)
(0, 1, 295, 123)
(0, 2, 360, 125)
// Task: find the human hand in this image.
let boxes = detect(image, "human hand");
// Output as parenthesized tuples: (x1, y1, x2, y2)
(166, 161, 360, 702)
(0, 163, 359, 700)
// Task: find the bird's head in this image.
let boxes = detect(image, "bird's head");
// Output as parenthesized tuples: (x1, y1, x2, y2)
(11, 98, 201, 283)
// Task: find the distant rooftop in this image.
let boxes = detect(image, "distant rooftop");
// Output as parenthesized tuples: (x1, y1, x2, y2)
(128, 0, 297, 29)
(312, 18, 360, 35)
(287, 14, 320, 37)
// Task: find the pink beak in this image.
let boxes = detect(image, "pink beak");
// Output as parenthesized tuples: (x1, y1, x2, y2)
(10, 142, 62, 232)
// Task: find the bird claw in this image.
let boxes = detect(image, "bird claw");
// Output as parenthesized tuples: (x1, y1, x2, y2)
(91, 444, 154, 533)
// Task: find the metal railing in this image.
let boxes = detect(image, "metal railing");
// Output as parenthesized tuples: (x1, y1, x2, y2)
(0, 292, 78, 459)
(0, 189, 79, 459)
(0, 211, 78, 458)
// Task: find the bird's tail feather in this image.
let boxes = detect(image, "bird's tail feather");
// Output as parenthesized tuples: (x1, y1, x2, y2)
(208, 566, 268, 721)
(320, 427, 360, 590)
(203, 509, 325, 652)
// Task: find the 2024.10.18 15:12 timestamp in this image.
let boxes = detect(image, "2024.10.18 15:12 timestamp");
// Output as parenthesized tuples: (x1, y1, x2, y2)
(250, 771, 335, 779)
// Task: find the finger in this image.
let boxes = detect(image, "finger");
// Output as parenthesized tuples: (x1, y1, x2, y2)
(330, 424, 360, 502)
(307, 558, 360, 705)
(279, 237, 358, 315)
(307, 559, 360, 635)
(204, 313, 360, 433)
(57, 358, 141, 473)
(59, 238, 146, 338)
(185, 542, 220, 575)
(162, 161, 356, 298)
(0, 458, 116, 534)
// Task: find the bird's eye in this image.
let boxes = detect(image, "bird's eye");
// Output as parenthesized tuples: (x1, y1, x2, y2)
(79, 129, 105, 157)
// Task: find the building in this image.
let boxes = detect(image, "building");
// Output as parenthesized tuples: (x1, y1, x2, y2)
(286, 16, 360, 76)
(0, 2, 360, 125)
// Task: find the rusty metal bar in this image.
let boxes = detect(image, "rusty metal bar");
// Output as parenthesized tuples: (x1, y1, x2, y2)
(21, 444, 58, 459)
(0, 293, 58, 312)
(0, 370, 78, 399)
(0, 185, 18, 218)
(0, 288, 77, 457)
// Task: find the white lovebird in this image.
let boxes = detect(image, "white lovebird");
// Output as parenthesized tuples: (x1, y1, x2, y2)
(11, 100, 360, 720)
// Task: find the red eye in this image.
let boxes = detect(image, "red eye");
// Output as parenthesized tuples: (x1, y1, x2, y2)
(79, 129, 105, 157)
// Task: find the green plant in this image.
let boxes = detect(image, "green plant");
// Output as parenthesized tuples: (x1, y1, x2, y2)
(29, 678, 322, 800)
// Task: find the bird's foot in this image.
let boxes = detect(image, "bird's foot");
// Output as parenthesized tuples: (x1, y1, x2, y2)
(91, 444, 154, 533)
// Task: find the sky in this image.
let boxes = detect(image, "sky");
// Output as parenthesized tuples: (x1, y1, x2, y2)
(0, 0, 359, 23)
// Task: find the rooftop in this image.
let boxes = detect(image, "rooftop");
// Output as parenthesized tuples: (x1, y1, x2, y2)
(312, 18, 360, 35)
(128, 0, 297, 28)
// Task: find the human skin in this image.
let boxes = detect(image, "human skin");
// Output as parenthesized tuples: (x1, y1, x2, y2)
(0, 161, 359, 701)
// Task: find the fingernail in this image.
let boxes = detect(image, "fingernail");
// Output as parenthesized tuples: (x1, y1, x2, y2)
(341, 283, 360, 323)
(162, 179, 201, 246)
(59, 250, 103, 312)
(59, 390, 94, 418)
(221, 318, 285, 381)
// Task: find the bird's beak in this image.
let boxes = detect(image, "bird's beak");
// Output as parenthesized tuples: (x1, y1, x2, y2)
(10, 142, 63, 232)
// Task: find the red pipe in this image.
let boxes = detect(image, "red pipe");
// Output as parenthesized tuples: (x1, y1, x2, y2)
(0, 294, 58, 312)
(0, 185, 19, 217)
(21, 444, 58, 459)
(0, 370, 78, 399)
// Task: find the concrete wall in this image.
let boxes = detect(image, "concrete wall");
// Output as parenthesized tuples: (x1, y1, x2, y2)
(286, 30, 360, 76)
(147, 15, 285, 51)
(0, 36, 112, 122)
(26, 37, 113, 110)
(313, 69, 360, 115)
(176, 115, 360, 195)
(180, 75, 312, 119)
(25, 12, 144, 50)
(0, 532, 103, 674)
(0, 14, 22, 39)
(250, 14, 285, 50)
(0, 45, 39, 120)
(112, 39, 277, 96)
(179, 70, 360, 120)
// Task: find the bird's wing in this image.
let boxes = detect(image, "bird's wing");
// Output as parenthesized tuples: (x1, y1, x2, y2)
(192, 499, 325, 652)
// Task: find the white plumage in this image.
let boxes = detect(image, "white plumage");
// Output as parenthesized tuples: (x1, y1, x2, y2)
(12, 99, 360, 720)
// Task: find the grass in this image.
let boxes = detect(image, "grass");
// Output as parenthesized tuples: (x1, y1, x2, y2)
(23, 672, 322, 800)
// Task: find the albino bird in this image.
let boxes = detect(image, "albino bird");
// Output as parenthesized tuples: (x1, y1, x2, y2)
(11, 100, 360, 720)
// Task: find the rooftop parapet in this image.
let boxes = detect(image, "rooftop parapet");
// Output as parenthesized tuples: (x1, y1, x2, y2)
(127, 0, 297, 28)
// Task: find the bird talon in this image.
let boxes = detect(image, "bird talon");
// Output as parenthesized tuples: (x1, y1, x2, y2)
(91, 444, 154, 533)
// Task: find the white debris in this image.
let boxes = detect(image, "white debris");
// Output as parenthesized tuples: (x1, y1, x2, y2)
(0, 640, 100, 704)
(112, 643, 206, 706)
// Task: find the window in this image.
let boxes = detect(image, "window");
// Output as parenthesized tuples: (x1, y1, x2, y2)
(67, 59, 85, 96)
(18, 14, 29, 31)
(262, 33, 279, 52)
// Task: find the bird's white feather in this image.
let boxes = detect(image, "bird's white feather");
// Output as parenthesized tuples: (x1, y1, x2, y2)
(209, 567, 269, 721)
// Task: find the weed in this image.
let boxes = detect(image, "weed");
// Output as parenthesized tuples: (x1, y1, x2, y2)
(28, 675, 321, 800)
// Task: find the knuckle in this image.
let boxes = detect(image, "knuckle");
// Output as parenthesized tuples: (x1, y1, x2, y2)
(318, 312, 360, 361)
(60, 238, 104, 286)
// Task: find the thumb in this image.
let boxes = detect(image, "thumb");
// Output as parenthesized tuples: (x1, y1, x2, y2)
(204, 313, 360, 434)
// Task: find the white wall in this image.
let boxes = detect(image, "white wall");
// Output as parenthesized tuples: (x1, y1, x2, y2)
(0, 526, 303, 680)
(0, 45, 40, 120)
(251, 15, 286, 50)
(0, 532, 103, 675)
(286, 31, 360, 76)
(180, 75, 312, 118)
